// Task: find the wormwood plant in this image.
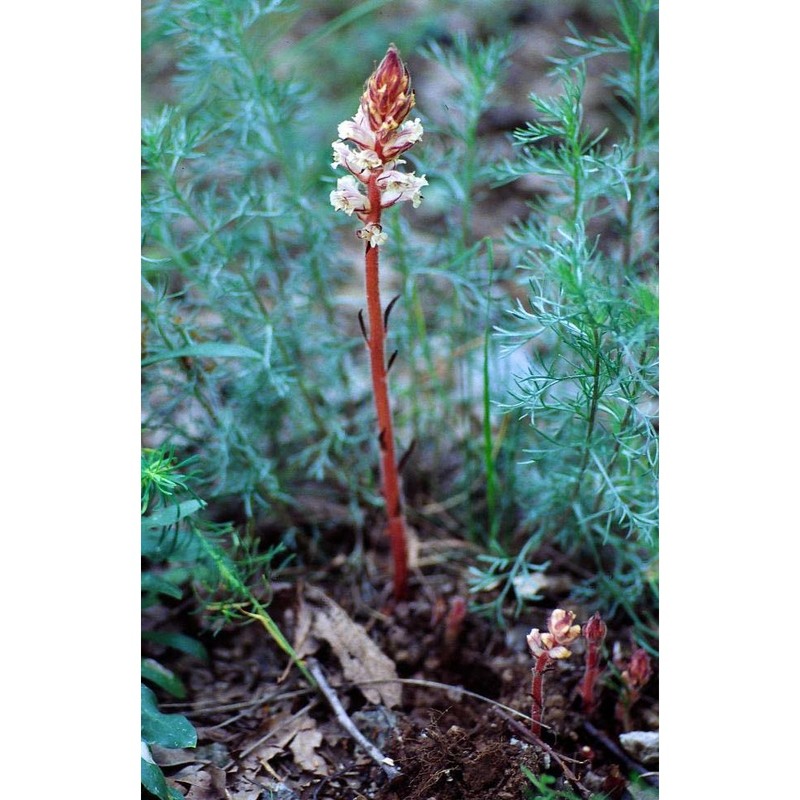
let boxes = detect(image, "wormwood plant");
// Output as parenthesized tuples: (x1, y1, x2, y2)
(484, 0, 659, 643)
(141, 0, 511, 680)
(142, 0, 375, 519)
(141, 450, 199, 800)
(143, 0, 656, 642)
(521, 766, 586, 800)
(411, 33, 518, 545)
(142, 0, 525, 557)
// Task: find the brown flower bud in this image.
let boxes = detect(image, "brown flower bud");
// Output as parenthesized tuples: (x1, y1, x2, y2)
(361, 44, 415, 138)
(583, 611, 607, 644)
(624, 648, 652, 689)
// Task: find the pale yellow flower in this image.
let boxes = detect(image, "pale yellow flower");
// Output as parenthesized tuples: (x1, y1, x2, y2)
(527, 609, 580, 660)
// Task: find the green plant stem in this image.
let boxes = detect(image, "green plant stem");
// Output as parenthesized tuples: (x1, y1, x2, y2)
(460, 119, 478, 247)
(590, 403, 633, 517)
(391, 214, 446, 482)
(622, 2, 647, 271)
(569, 326, 603, 508)
(191, 527, 315, 686)
(482, 239, 500, 550)
(365, 172, 408, 600)
(243, 605, 316, 687)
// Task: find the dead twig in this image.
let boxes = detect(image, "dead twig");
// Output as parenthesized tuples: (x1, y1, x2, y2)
(311, 763, 360, 800)
(307, 659, 400, 780)
(349, 676, 536, 723)
(492, 707, 593, 800)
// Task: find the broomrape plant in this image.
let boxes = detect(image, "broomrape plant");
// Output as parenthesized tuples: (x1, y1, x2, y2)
(579, 611, 608, 716)
(613, 643, 653, 731)
(330, 45, 427, 601)
(526, 608, 581, 737)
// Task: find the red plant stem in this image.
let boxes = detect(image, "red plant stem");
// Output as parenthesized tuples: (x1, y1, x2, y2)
(581, 642, 602, 715)
(364, 171, 408, 600)
(530, 653, 550, 736)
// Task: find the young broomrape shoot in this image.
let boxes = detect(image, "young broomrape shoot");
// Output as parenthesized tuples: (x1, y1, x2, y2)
(330, 45, 426, 601)
(443, 596, 468, 650)
(579, 611, 608, 715)
(526, 608, 581, 736)
(614, 644, 653, 731)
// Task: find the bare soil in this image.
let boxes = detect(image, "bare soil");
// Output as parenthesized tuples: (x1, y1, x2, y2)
(143, 529, 658, 800)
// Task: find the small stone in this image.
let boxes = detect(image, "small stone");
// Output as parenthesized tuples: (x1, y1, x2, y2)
(619, 730, 659, 766)
(255, 778, 300, 800)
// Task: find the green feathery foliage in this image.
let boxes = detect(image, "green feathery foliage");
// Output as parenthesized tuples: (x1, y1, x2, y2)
(476, 0, 658, 643)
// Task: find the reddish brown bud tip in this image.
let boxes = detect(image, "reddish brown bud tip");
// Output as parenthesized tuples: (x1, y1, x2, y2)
(447, 596, 467, 625)
(362, 44, 415, 137)
(583, 611, 608, 643)
(621, 647, 653, 690)
(443, 596, 467, 648)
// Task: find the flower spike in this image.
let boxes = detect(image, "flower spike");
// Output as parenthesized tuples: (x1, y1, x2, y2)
(331, 45, 425, 214)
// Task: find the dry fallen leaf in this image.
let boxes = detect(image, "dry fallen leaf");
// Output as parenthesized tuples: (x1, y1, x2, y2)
(288, 714, 326, 774)
(170, 763, 228, 800)
(226, 762, 275, 800)
(249, 708, 329, 776)
(291, 591, 318, 660)
(227, 776, 270, 800)
(305, 586, 401, 708)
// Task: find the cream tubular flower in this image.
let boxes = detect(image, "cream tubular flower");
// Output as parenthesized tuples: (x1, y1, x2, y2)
(378, 171, 428, 209)
(357, 222, 388, 248)
(527, 608, 580, 661)
(382, 118, 424, 159)
(331, 140, 382, 180)
(330, 47, 425, 234)
(526, 628, 547, 658)
(337, 108, 376, 150)
(527, 627, 573, 660)
(330, 175, 369, 217)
